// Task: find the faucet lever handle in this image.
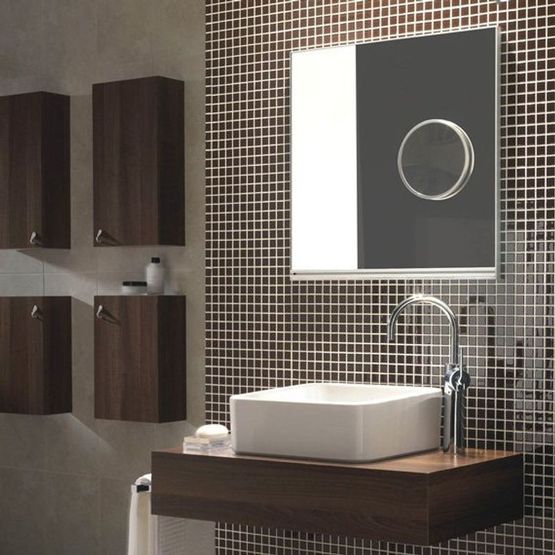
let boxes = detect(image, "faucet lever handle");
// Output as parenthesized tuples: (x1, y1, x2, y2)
(458, 369, 471, 390)
(442, 364, 469, 455)
(444, 364, 460, 393)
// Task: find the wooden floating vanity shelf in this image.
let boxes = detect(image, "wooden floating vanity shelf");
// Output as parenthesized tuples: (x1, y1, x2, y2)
(152, 447, 523, 546)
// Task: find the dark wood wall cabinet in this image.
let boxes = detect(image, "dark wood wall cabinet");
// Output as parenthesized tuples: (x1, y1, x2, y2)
(152, 448, 523, 546)
(0, 92, 70, 249)
(93, 76, 185, 247)
(94, 295, 186, 422)
(0, 297, 72, 414)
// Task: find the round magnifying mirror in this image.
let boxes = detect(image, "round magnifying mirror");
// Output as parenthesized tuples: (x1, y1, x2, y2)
(397, 119, 474, 201)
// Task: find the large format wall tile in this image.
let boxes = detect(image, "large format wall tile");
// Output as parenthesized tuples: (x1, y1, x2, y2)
(0, 0, 206, 552)
(0, 274, 44, 296)
(0, 414, 47, 470)
(43, 472, 100, 555)
(0, 468, 48, 554)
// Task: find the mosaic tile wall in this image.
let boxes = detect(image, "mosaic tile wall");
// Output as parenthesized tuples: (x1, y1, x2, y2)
(206, 1, 554, 553)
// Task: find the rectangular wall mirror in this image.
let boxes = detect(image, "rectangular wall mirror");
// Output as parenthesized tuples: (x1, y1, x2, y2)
(291, 28, 499, 279)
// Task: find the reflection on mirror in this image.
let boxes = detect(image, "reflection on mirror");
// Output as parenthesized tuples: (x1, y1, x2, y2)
(290, 27, 499, 279)
(398, 120, 474, 201)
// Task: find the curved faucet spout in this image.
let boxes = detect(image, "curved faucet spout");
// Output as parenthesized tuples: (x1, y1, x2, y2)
(387, 294, 460, 366)
(388, 294, 468, 455)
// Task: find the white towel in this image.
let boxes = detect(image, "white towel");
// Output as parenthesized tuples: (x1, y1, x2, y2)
(128, 473, 157, 555)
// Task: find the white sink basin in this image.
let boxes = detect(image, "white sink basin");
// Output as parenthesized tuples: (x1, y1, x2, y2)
(230, 383, 442, 462)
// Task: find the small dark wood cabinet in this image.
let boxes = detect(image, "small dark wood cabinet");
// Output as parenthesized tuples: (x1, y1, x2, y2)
(0, 92, 70, 249)
(94, 295, 186, 422)
(0, 297, 72, 414)
(93, 76, 185, 246)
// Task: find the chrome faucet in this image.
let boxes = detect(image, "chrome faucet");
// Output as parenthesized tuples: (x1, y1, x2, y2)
(387, 294, 470, 455)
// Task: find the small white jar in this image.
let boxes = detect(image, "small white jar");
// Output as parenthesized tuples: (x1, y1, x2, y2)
(146, 257, 165, 294)
(121, 281, 147, 295)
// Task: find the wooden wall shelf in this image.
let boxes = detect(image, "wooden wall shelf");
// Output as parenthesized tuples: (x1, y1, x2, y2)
(0, 91, 70, 249)
(152, 447, 523, 545)
(94, 295, 186, 422)
(93, 76, 184, 247)
(0, 296, 72, 414)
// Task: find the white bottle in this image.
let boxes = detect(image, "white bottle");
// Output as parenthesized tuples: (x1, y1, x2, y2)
(146, 257, 165, 294)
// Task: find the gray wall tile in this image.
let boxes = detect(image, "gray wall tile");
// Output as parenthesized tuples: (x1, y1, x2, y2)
(0, 0, 207, 552)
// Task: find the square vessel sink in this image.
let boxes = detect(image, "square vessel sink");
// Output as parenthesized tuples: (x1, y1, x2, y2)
(230, 383, 442, 462)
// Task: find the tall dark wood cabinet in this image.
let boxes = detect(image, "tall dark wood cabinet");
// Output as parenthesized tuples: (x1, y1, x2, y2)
(93, 76, 185, 246)
(94, 295, 186, 422)
(0, 297, 72, 414)
(0, 92, 70, 248)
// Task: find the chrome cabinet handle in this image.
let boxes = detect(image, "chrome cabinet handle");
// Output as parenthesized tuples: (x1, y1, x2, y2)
(95, 229, 118, 246)
(29, 231, 42, 246)
(96, 305, 117, 323)
(31, 305, 42, 320)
